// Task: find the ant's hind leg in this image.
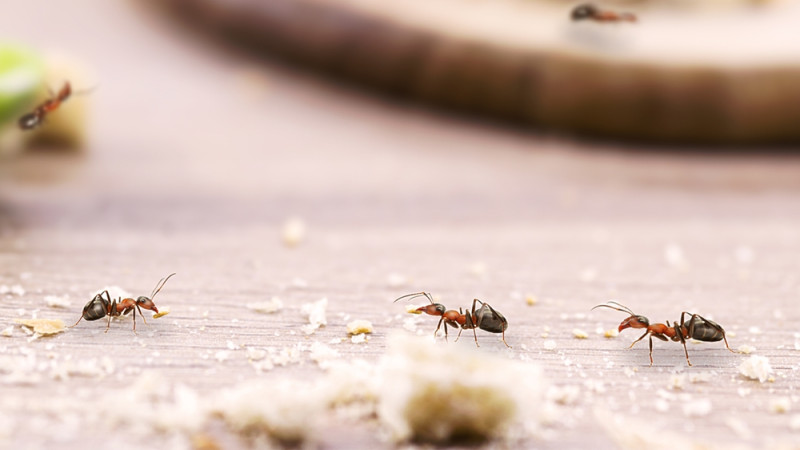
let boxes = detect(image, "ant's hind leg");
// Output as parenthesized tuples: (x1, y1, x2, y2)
(501, 330, 511, 348)
(70, 315, 84, 328)
(104, 314, 111, 333)
(682, 340, 693, 366)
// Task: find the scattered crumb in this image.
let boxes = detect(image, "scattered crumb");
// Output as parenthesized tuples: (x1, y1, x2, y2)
(1, 326, 12, 337)
(44, 295, 71, 308)
(309, 342, 340, 369)
(572, 328, 588, 339)
(346, 320, 373, 335)
(246, 297, 283, 314)
(351, 334, 368, 344)
(748, 326, 762, 335)
(11, 285, 25, 296)
(668, 374, 686, 390)
(739, 355, 772, 383)
(682, 399, 712, 417)
(543, 340, 557, 351)
(386, 273, 408, 288)
(604, 329, 619, 338)
(689, 372, 712, 383)
(623, 367, 637, 378)
(547, 385, 580, 405)
(737, 388, 751, 397)
(282, 217, 306, 247)
(215, 351, 230, 362)
(153, 307, 171, 319)
(301, 298, 328, 335)
(769, 397, 791, 414)
(525, 295, 537, 306)
(737, 344, 755, 354)
(14, 318, 65, 336)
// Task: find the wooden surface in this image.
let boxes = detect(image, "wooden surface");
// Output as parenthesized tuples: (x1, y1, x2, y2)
(2, 1, 800, 449)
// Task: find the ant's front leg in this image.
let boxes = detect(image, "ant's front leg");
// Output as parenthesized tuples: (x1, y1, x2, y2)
(629, 330, 649, 349)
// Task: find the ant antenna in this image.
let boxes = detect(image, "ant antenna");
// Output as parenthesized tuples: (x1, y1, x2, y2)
(394, 292, 436, 305)
(150, 273, 176, 299)
(591, 301, 636, 315)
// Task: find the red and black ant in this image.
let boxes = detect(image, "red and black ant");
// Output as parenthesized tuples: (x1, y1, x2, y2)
(18, 81, 78, 130)
(592, 301, 736, 366)
(71, 273, 175, 333)
(571, 3, 637, 23)
(395, 292, 511, 348)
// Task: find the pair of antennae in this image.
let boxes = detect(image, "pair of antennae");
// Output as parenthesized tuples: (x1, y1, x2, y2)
(150, 273, 176, 299)
(591, 300, 636, 315)
(394, 291, 436, 305)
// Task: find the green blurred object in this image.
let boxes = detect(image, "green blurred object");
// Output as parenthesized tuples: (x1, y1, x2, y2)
(0, 44, 44, 128)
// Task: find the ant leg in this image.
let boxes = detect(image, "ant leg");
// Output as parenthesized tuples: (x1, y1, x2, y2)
(104, 314, 111, 333)
(455, 327, 465, 343)
(137, 305, 149, 326)
(648, 335, 654, 366)
(629, 330, 649, 349)
(682, 339, 692, 366)
(434, 317, 444, 340)
(501, 329, 511, 348)
(472, 325, 479, 348)
(70, 315, 84, 328)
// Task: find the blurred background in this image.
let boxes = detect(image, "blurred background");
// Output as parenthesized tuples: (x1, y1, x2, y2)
(2, 0, 800, 448)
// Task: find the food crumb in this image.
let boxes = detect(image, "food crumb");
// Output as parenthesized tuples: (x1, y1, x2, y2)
(572, 328, 588, 339)
(301, 298, 328, 335)
(14, 318, 65, 335)
(44, 295, 71, 308)
(526, 295, 537, 306)
(351, 334, 367, 344)
(737, 344, 755, 354)
(769, 397, 791, 414)
(543, 340, 557, 351)
(682, 399, 712, 417)
(246, 297, 283, 314)
(282, 217, 306, 247)
(346, 320, 373, 335)
(739, 355, 772, 383)
(153, 307, 170, 319)
(1, 326, 12, 337)
(604, 328, 619, 338)
(668, 374, 686, 390)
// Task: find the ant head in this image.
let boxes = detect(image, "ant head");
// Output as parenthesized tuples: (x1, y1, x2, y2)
(618, 314, 649, 332)
(571, 3, 598, 20)
(416, 303, 446, 316)
(18, 113, 40, 130)
(136, 296, 158, 313)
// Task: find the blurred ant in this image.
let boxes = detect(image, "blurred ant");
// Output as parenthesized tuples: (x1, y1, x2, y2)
(71, 273, 175, 333)
(571, 3, 637, 23)
(18, 81, 94, 130)
(592, 301, 736, 366)
(395, 292, 510, 348)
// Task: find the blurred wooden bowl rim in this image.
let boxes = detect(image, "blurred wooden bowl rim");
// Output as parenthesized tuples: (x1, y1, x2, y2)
(150, 0, 800, 144)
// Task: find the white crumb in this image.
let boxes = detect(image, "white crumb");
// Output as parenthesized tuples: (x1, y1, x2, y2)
(346, 319, 373, 335)
(1, 326, 12, 337)
(668, 374, 686, 390)
(623, 367, 637, 378)
(769, 397, 791, 414)
(682, 399, 712, 417)
(572, 328, 588, 339)
(10, 285, 25, 296)
(739, 355, 772, 382)
(748, 326, 762, 335)
(282, 217, 306, 247)
(246, 297, 283, 314)
(737, 388, 751, 397)
(309, 342, 340, 369)
(214, 351, 230, 363)
(14, 318, 65, 335)
(737, 344, 756, 354)
(654, 399, 669, 412)
(44, 295, 71, 308)
(543, 340, 557, 351)
(689, 372, 712, 383)
(245, 348, 267, 361)
(402, 317, 420, 333)
(351, 334, 367, 344)
(301, 298, 328, 335)
(386, 273, 408, 288)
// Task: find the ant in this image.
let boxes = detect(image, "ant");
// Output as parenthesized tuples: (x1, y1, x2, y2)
(571, 3, 637, 23)
(395, 292, 511, 348)
(71, 273, 175, 333)
(592, 301, 736, 366)
(18, 81, 80, 130)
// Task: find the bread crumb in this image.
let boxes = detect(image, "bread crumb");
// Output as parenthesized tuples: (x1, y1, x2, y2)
(572, 328, 588, 339)
(739, 355, 772, 382)
(543, 340, 557, 351)
(603, 329, 619, 338)
(153, 307, 170, 319)
(737, 344, 755, 354)
(1, 326, 12, 337)
(669, 374, 686, 390)
(246, 297, 283, 314)
(526, 295, 537, 306)
(44, 295, 71, 308)
(301, 298, 328, 335)
(14, 318, 65, 335)
(346, 320, 373, 335)
(282, 217, 306, 247)
(682, 399, 712, 417)
(351, 334, 368, 344)
(405, 304, 422, 314)
(770, 397, 791, 414)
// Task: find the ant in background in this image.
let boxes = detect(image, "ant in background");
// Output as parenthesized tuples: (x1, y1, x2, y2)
(592, 301, 736, 366)
(71, 273, 175, 333)
(18, 81, 94, 130)
(571, 3, 637, 23)
(395, 292, 511, 348)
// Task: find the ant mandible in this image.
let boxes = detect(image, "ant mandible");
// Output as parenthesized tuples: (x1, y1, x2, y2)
(592, 301, 736, 366)
(395, 292, 511, 348)
(18, 82, 73, 130)
(71, 273, 175, 333)
(571, 3, 637, 23)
